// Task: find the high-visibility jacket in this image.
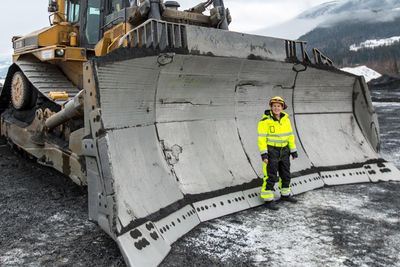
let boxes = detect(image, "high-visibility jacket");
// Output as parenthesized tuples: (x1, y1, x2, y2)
(257, 110, 297, 157)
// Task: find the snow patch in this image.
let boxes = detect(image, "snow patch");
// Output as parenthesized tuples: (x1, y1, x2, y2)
(341, 65, 381, 82)
(350, 36, 400, 51)
(0, 248, 28, 265)
(47, 212, 67, 223)
(171, 182, 400, 266)
(373, 102, 400, 107)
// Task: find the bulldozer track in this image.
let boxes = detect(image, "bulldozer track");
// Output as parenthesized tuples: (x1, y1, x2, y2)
(15, 59, 79, 106)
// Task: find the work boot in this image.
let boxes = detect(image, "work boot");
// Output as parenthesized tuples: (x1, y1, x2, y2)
(280, 195, 298, 203)
(264, 201, 279, 210)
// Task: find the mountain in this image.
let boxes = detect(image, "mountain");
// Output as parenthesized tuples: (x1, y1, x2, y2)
(341, 65, 381, 82)
(300, 13, 400, 74)
(257, 0, 400, 75)
(0, 59, 11, 84)
(257, 0, 400, 39)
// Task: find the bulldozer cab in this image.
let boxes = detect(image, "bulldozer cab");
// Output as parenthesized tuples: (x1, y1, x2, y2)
(47, 0, 102, 48)
(62, 0, 102, 48)
(62, 0, 132, 48)
(44, 0, 232, 57)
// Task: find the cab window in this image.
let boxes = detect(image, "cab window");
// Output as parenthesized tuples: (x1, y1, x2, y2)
(110, 0, 130, 13)
(111, 0, 123, 12)
(85, 0, 101, 44)
(66, 0, 80, 23)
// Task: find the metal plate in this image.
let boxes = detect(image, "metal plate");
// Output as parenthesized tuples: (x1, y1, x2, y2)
(106, 126, 184, 223)
(96, 57, 160, 129)
(117, 222, 170, 267)
(156, 55, 240, 123)
(296, 114, 378, 167)
(193, 192, 250, 222)
(243, 187, 264, 208)
(243, 184, 287, 207)
(154, 205, 200, 245)
(320, 167, 370, 186)
(186, 24, 288, 61)
(294, 67, 355, 114)
(291, 173, 324, 195)
(365, 162, 400, 182)
(156, 120, 256, 195)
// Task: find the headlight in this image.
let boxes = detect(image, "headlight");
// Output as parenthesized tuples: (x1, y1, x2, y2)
(55, 49, 65, 57)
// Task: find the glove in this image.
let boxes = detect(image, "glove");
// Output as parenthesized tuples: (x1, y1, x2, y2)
(261, 153, 268, 161)
(291, 151, 298, 159)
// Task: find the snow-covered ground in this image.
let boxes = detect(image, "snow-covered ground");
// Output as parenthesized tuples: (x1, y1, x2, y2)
(350, 36, 400, 51)
(341, 65, 381, 82)
(163, 182, 400, 267)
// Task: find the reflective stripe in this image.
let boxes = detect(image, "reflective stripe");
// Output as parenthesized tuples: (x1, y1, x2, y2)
(260, 191, 274, 201)
(262, 164, 268, 181)
(260, 150, 268, 155)
(267, 142, 288, 148)
(261, 191, 273, 195)
(267, 138, 288, 143)
(267, 132, 293, 137)
(281, 187, 291, 196)
(259, 134, 268, 137)
(290, 149, 297, 153)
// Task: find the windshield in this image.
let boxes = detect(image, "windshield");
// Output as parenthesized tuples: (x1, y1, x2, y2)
(66, 0, 80, 23)
(85, 0, 101, 45)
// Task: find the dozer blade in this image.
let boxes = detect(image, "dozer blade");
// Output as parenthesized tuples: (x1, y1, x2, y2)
(80, 21, 400, 266)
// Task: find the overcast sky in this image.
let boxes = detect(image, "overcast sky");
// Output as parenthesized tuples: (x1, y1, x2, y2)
(0, 0, 332, 60)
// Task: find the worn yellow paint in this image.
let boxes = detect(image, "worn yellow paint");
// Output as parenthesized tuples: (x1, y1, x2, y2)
(22, 46, 86, 62)
(38, 23, 77, 47)
(48, 91, 69, 101)
(95, 22, 127, 56)
(13, 23, 81, 59)
(53, 0, 66, 23)
(57, 61, 84, 89)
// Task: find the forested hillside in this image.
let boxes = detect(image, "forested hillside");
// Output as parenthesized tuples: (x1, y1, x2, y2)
(300, 17, 400, 75)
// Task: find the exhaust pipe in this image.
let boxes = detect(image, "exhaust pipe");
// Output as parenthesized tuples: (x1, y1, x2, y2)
(213, 0, 229, 30)
(149, 0, 161, 19)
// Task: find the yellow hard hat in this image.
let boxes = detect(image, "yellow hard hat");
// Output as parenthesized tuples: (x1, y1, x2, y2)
(269, 96, 288, 110)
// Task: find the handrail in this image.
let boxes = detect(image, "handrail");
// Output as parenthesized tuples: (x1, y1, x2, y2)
(312, 48, 333, 66)
(118, 19, 187, 50)
(285, 40, 308, 63)
(285, 40, 333, 66)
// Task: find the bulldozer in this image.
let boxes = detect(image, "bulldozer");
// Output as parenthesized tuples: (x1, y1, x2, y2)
(1, 0, 399, 266)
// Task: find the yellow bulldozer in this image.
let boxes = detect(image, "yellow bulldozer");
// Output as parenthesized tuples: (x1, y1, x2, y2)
(1, 0, 399, 266)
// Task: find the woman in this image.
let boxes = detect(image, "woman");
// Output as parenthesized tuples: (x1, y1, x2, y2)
(257, 96, 298, 210)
